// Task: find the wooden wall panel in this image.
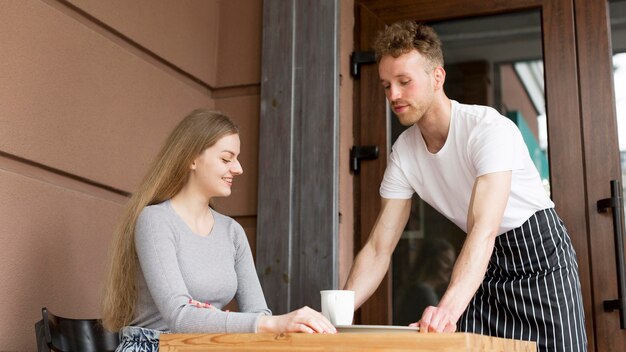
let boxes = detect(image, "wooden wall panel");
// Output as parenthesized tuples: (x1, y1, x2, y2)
(258, 0, 339, 314)
(0, 0, 214, 193)
(257, 0, 296, 315)
(0, 167, 125, 351)
(216, 0, 263, 87)
(291, 0, 339, 310)
(68, 0, 220, 85)
(213, 94, 261, 217)
(0, 1, 263, 350)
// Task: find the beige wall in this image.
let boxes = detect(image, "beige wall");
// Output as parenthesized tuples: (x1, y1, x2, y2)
(339, 0, 355, 287)
(0, 0, 262, 350)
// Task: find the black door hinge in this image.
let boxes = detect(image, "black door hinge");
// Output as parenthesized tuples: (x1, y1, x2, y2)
(350, 51, 376, 78)
(350, 145, 379, 174)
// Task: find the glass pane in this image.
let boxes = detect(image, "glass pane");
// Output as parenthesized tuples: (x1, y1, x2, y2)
(611, 1, 626, 205)
(390, 10, 545, 325)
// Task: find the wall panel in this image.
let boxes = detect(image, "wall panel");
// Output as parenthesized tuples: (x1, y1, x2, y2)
(213, 94, 260, 217)
(216, 0, 263, 87)
(68, 0, 219, 85)
(0, 0, 264, 350)
(0, 169, 124, 351)
(0, 0, 214, 193)
(338, 0, 355, 287)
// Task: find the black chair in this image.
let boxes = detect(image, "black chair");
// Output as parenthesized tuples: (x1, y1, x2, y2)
(37, 307, 119, 352)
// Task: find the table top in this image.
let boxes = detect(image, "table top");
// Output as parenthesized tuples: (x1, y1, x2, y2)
(159, 332, 537, 351)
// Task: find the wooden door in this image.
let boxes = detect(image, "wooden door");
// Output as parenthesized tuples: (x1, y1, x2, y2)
(574, 1, 626, 351)
(353, 0, 625, 350)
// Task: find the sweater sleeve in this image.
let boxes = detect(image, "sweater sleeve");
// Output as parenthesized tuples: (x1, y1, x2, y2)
(135, 207, 268, 333)
(231, 222, 272, 318)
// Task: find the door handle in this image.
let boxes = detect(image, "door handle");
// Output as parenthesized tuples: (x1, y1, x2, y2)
(597, 179, 626, 329)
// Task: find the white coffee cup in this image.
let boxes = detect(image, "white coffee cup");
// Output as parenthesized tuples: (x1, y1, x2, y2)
(320, 290, 355, 325)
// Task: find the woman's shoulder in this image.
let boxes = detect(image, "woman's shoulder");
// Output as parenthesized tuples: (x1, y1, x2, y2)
(135, 200, 180, 239)
(211, 209, 244, 230)
(138, 200, 172, 221)
(210, 208, 247, 243)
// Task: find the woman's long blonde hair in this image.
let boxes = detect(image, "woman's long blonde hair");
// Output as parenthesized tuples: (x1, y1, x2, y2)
(101, 109, 239, 331)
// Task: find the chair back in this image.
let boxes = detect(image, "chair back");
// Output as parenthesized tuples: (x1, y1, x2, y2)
(41, 307, 119, 352)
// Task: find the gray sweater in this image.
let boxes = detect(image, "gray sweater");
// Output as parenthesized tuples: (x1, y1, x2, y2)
(130, 200, 271, 333)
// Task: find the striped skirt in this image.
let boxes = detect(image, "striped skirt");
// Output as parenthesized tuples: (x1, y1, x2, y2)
(458, 208, 587, 352)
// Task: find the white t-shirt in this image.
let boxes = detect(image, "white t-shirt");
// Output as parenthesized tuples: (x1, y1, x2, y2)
(380, 100, 554, 235)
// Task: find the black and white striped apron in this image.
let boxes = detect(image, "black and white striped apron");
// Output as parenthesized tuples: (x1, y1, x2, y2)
(458, 208, 587, 352)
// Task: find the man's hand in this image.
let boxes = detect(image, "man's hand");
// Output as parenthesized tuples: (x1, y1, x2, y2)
(409, 171, 512, 334)
(411, 305, 457, 333)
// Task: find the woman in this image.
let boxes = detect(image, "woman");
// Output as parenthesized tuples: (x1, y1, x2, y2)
(102, 109, 335, 351)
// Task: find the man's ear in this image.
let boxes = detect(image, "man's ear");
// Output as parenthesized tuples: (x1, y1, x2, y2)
(433, 66, 446, 90)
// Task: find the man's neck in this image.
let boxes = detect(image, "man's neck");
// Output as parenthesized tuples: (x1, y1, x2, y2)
(418, 95, 451, 153)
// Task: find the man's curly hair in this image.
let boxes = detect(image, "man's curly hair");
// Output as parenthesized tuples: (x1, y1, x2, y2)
(373, 21, 444, 70)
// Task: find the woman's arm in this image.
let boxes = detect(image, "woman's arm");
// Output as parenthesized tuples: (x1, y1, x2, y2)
(231, 221, 336, 334)
(231, 222, 271, 316)
(135, 207, 264, 333)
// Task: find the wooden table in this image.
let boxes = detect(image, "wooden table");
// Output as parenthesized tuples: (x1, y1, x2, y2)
(159, 332, 537, 351)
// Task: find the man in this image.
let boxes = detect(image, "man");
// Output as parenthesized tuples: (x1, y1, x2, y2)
(344, 21, 587, 352)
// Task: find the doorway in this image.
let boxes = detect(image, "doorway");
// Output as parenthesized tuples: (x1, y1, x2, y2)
(353, 1, 625, 351)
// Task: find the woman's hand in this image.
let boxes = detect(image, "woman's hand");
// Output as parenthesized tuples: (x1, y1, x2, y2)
(188, 299, 229, 312)
(257, 306, 337, 334)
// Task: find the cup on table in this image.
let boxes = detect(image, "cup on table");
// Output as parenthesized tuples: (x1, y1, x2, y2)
(320, 290, 355, 326)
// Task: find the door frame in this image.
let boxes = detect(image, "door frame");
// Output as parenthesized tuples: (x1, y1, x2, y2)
(574, 1, 623, 351)
(353, 1, 622, 350)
